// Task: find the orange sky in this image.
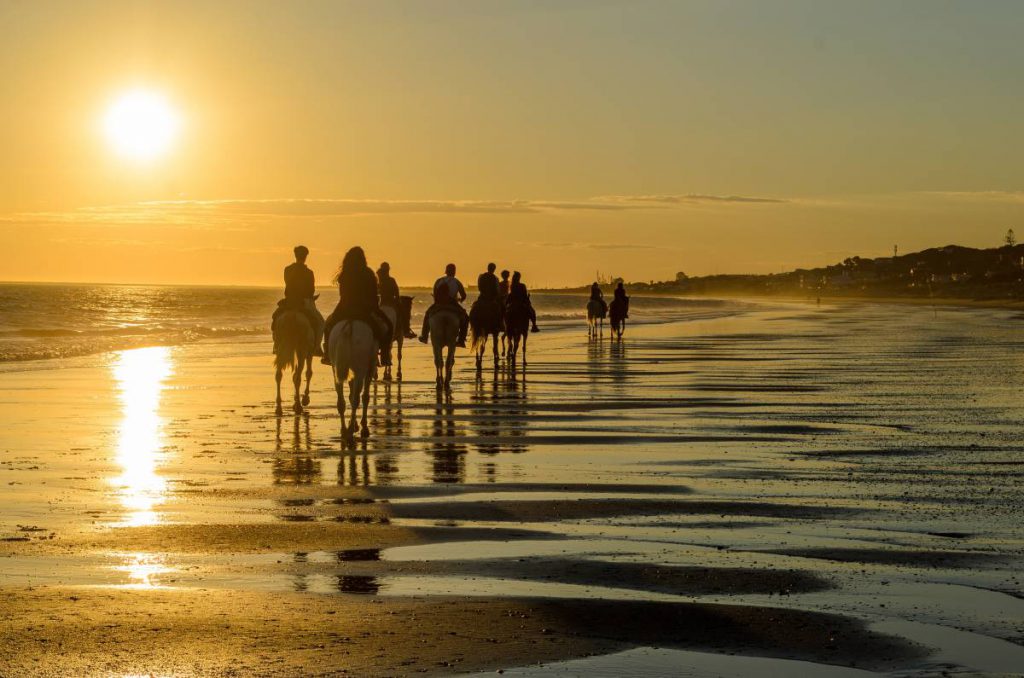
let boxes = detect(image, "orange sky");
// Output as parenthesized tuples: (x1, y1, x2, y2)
(2, 1, 1023, 287)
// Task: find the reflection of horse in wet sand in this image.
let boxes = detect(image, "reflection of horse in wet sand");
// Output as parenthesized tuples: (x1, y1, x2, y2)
(587, 299, 606, 338)
(379, 304, 404, 382)
(328, 319, 377, 442)
(273, 310, 315, 415)
(610, 297, 628, 339)
(505, 299, 531, 368)
(430, 307, 460, 391)
(469, 298, 502, 371)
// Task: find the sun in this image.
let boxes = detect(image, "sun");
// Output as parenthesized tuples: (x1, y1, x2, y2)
(103, 90, 181, 161)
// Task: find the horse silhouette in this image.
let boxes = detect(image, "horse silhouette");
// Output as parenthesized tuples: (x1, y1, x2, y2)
(610, 297, 628, 339)
(469, 297, 502, 371)
(328, 319, 377, 442)
(378, 304, 404, 382)
(273, 310, 315, 415)
(587, 298, 607, 338)
(430, 307, 461, 391)
(505, 299, 531, 368)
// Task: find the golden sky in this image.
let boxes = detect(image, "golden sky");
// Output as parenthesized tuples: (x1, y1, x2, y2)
(2, 1, 1022, 287)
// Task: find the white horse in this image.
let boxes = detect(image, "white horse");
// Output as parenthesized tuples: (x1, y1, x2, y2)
(430, 308, 460, 391)
(587, 298, 606, 338)
(328, 319, 378, 441)
(378, 305, 404, 382)
(273, 310, 314, 415)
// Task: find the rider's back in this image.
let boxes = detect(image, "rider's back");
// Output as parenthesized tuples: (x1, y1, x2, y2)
(284, 262, 315, 302)
(338, 266, 378, 316)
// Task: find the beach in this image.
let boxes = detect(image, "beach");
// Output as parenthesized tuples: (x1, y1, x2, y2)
(2, 294, 1023, 676)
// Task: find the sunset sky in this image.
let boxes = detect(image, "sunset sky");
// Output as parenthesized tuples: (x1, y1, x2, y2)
(2, 0, 1023, 287)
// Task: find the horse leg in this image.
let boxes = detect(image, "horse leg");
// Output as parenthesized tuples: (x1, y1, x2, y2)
(275, 367, 284, 415)
(522, 335, 528, 366)
(445, 345, 455, 390)
(335, 374, 347, 438)
(360, 358, 372, 438)
(396, 337, 403, 382)
(491, 333, 498, 367)
(302, 356, 312, 407)
(347, 376, 359, 439)
(433, 340, 444, 389)
(292, 362, 303, 413)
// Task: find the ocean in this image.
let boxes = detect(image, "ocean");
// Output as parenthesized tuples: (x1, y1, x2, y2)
(0, 283, 739, 363)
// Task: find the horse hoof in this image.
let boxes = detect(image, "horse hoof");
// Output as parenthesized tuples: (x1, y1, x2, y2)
(275, 405, 283, 416)
(360, 428, 370, 439)
(293, 404, 303, 414)
(301, 394, 310, 407)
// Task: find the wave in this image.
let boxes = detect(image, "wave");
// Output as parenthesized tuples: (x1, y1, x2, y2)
(0, 326, 267, 363)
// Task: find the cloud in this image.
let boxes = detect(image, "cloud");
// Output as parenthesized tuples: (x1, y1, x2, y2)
(597, 193, 789, 205)
(923, 190, 1024, 203)
(521, 241, 662, 251)
(0, 192, 791, 229)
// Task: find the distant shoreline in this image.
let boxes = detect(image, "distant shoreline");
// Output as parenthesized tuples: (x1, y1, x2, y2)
(545, 289, 1024, 312)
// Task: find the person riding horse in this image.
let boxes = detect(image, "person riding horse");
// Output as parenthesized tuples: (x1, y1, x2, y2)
(272, 245, 325, 356)
(473, 263, 503, 321)
(321, 247, 393, 366)
(377, 262, 416, 339)
(613, 281, 629, 317)
(507, 271, 540, 333)
(589, 282, 608, 316)
(419, 263, 469, 348)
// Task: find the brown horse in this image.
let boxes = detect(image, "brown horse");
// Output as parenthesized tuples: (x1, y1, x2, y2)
(587, 298, 607, 337)
(430, 306, 461, 391)
(505, 299, 531, 368)
(469, 297, 502, 371)
(273, 310, 315, 415)
(610, 296, 628, 339)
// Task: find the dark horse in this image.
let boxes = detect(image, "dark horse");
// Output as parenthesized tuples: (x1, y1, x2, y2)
(469, 297, 503, 371)
(610, 296, 629, 339)
(505, 298, 531, 368)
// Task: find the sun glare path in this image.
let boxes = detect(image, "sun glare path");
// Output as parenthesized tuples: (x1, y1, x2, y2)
(103, 89, 181, 161)
(110, 346, 174, 527)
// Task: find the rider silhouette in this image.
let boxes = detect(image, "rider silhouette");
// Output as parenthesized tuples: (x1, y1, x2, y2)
(478, 263, 500, 300)
(272, 245, 324, 356)
(420, 263, 469, 347)
(613, 281, 630, 318)
(590, 281, 607, 316)
(507, 271, 540, 333)
(377, 262, 417, 340)
(321, 247, 393, 365)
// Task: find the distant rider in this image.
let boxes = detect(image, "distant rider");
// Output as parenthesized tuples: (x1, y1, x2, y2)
(507, 271, 540, 333)
(377, 262, 415, 339)
(478, 262, 500, 301)
(272, 245, 324, 356)
(321, 247, 393, 365)
(613, 281, 630, 317)
(498, 269, 512, 308)
(590, 281, 607, 316)
(419, 263, 469, 348)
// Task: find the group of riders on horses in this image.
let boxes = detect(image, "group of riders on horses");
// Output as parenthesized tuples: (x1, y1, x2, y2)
(271, 245, 546, 365)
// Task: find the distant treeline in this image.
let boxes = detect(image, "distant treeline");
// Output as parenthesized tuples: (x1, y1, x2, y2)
(548, 244, 1024, 301)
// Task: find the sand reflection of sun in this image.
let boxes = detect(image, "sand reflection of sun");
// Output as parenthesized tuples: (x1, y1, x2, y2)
(114, 552, 173, 589)
(111, 346, 174, 527)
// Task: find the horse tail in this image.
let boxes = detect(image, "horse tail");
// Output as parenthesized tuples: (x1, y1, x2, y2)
(273, 312, 300, 372)
(332, 321, 353, 383)
(469, 304, 484, 350)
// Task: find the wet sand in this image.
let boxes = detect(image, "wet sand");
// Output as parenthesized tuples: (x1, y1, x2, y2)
(2, 300, 1023, 675)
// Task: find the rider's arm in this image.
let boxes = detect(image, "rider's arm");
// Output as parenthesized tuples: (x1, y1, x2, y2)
(457, 280, 467, 302)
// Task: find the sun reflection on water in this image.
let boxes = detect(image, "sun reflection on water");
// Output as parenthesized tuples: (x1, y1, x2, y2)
(110, 346, 173, 527)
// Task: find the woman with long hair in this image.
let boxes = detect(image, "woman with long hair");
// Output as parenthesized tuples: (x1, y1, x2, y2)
(322, 246, 393, 365)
